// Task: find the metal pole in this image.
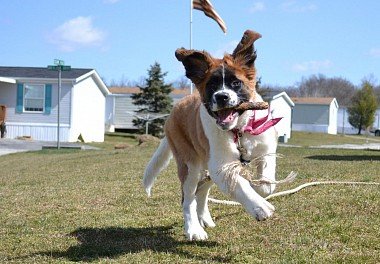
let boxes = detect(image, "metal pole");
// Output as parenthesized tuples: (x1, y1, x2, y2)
(57, 68, 61, 149)
(190, 0, 194, 94)
(190, 0, 193, 50)
(145, 113, 149, 135)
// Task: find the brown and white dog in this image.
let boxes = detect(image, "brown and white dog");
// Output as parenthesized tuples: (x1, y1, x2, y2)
(143, 30, 279, 241)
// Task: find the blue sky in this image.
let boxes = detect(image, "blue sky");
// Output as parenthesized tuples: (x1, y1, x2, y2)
(1, 0, 380, 87)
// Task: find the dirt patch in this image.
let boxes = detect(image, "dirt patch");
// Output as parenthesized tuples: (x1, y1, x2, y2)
(135, 134, 160, 146)
(114, 143, 132, 150)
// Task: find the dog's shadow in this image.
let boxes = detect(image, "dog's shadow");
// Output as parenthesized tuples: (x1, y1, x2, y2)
(306, 154, 380, 161)
(32, 225, 225, 262)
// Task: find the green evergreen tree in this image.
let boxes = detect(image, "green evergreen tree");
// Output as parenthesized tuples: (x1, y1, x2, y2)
(348, 81, 378, 134)
(131, 62, 173, 136)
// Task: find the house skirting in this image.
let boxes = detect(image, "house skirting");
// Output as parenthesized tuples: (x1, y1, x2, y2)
(337, 126, 358, 135)
(292, 124, 337, 135)
(4, 122, 70, 142)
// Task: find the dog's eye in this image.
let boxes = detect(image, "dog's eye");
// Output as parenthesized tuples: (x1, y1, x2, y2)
(231, 80, 242, 89)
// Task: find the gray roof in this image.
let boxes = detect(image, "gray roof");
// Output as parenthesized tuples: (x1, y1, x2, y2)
(0, 66, 93, 79)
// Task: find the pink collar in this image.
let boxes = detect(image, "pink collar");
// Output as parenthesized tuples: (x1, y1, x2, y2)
(232, 108, 282, 143)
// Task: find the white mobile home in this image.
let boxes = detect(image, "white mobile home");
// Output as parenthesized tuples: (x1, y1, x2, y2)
(105, 87, 190, 131)
(291, 97, 339, 134)
(0, 66, 109, 142)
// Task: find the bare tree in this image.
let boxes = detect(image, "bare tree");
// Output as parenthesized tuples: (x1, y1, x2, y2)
(173, 76, 190, 90)
(297, 74, 355, 106)
(257, 83, 299, 101)
(374, 86, 380, 105)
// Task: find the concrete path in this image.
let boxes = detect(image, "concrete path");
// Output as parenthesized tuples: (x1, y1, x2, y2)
(0, 139, 97, 156)
(310, 143, 380, 151)
(278, 142, 380, 151)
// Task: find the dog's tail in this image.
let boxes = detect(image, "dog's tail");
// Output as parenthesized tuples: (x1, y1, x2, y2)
(143, 137, 173, 197)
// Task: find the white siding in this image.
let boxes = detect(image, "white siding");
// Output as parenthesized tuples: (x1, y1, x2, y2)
(114, 96, 137, 129)
(5, 122, 69, 141)
(328, 101, 338, 134)
(105, 96, 115, 132)
(292, 124, 329, 133)
(105, 94, 186, 130)
(292, 102, 338, 135)
(0, 82, 14, 107)
(270, 97, 292, 138)
(0, 81, 72, 141)
(293, 104, 329, 125)
(5, 82, 71, 125)
(69, 76, 105, 142)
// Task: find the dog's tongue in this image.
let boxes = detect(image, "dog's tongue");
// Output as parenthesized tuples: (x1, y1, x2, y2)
(217, 109, 235, 125)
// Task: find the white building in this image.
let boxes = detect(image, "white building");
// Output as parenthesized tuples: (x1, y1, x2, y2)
(0, 66, 109, 142)
(292, 97, 339, 134)
(269, 92, 294, 139)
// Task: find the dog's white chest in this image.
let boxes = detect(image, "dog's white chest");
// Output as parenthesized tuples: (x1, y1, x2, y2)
(237, 133, 258, 161)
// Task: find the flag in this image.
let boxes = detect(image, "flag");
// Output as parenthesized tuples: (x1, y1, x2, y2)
(193, 0, 227, 33)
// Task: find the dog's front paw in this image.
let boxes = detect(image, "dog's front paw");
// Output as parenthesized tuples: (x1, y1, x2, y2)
(185, 224, 208, 241)
(253, 206, 274, 221)
(248, 200, 275, 221)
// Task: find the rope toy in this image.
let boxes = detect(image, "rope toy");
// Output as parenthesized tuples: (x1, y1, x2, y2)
(209, 180, 380, 205)
(204, 155, 379, 205)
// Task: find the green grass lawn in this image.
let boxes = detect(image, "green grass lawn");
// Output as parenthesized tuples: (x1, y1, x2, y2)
(0, 133, 379, 263)
(287, 131, 380, 147)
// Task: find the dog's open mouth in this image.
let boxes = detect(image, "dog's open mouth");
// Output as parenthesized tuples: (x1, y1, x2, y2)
(214, 108, 239, 127)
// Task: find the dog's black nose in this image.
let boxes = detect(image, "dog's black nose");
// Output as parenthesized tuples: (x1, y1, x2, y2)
(214, 92, 230, 105)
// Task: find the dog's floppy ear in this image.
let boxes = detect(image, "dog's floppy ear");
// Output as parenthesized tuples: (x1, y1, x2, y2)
(175, 48, 214, 85)
(232, 30, 262, 68)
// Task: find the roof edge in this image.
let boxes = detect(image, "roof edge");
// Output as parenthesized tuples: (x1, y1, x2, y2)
(272, 91, 295, 107)
(75, 70, 110, 96)
(291, 97, 337, 105)
(0, 77, 16, 84)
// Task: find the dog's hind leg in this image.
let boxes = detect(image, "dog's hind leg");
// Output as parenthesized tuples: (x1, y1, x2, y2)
(253, 154, 277, 197)
(196, 171, 216, 228)
(251, 131, 278, 197)
(181, 163, 208, 241)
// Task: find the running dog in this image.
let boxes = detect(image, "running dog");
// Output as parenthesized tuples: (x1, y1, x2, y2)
(143, 30, 280, 241)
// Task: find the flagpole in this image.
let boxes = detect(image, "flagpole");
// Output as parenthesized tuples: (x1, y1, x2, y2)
(190, 0, 193, 50)
(190, 0, 194, 94)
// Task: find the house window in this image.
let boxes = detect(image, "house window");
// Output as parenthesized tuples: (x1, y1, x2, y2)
(24, 84, 45, 112)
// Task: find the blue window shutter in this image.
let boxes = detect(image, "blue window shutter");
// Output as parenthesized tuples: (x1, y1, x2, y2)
(45, 84, 52, 114)
(16, 83, 24, 113)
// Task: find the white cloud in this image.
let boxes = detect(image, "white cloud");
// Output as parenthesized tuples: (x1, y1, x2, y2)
(292, 60, 332, 72)
(369, 48, 380, 58)
(281, 0, 317, 12)
(212, 40, 240, 58)
(48, 16, 105, 52)
(249, 2, 265, 13)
